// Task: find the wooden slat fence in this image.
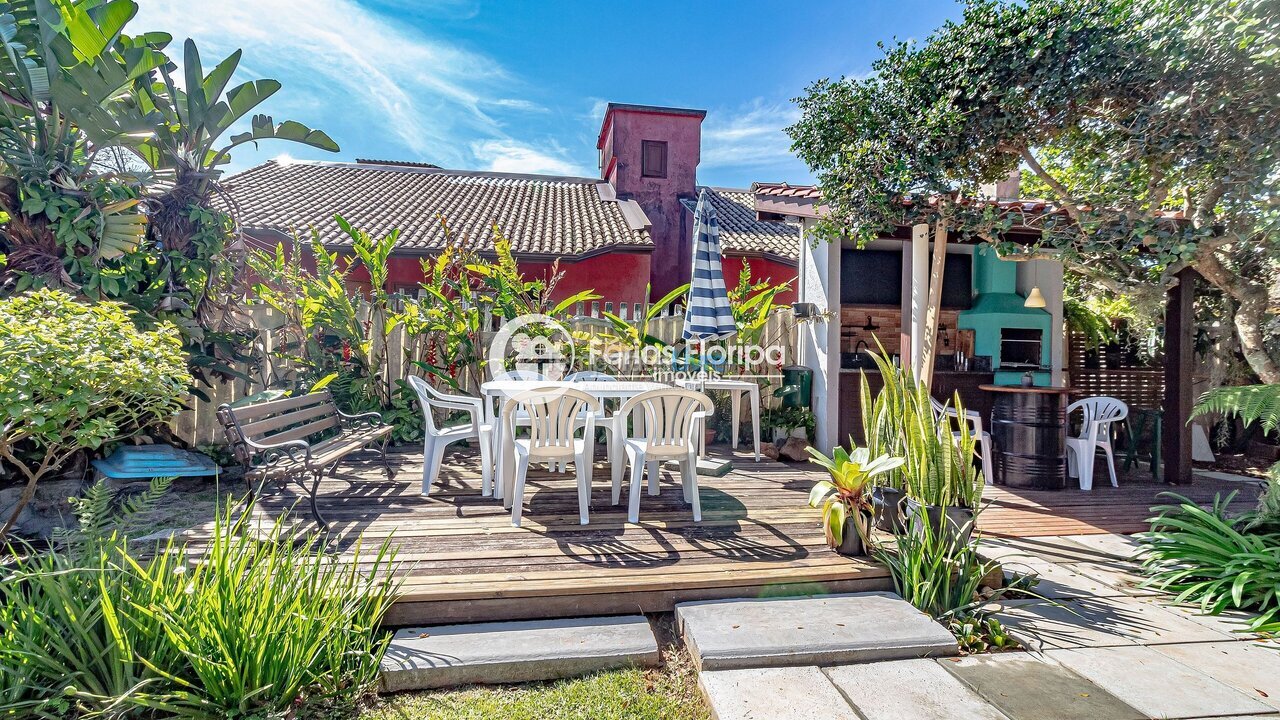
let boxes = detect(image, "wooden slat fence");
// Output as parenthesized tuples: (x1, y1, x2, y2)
(176, 308, 800, 447)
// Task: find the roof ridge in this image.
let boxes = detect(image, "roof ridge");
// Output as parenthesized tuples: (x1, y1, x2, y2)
(238, 158, 607, 185)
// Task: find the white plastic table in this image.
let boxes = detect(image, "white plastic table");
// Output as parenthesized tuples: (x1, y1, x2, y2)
(479, 379, 669, 506)
(675, 377, 762, 461)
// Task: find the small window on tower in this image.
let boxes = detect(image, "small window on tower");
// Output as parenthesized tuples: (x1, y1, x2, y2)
(641, 140, 667, 178)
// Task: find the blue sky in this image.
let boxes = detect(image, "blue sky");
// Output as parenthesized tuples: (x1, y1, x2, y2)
(135, 0, 964, 188)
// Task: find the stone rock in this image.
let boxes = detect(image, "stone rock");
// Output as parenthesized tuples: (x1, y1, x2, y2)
(0, 476, 86, 539)
(761, 443, 781, 461)
(826, 659, 1008, 720)
(778, 436, 811, 462)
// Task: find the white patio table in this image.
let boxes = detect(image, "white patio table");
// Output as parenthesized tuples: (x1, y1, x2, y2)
(674, 377, 762, 461)
(479, 379, 670, 507)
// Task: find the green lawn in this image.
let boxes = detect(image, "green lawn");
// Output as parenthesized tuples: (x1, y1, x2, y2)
(362, 644, 708, 720)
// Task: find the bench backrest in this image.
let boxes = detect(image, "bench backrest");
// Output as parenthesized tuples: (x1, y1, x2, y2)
(217, 390, 341, 467)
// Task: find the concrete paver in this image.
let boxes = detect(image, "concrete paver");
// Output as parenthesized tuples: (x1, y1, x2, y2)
(676, 592, 957, 671)
(1152, 641, 1280, 711)
(1046, 645, 1273, 718)
(825, 659, 1010, 719)
(991, 596, 1236, 651)
(940, 652, 1144, 720)
(699, 666, 859, 720)
(380, 615, 658, 691)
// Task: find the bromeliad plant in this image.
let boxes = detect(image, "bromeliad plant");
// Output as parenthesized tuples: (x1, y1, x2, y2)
(807, 445, 904, 551)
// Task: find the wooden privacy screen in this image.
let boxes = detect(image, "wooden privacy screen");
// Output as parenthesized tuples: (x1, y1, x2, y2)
(173, 307, 800, 447)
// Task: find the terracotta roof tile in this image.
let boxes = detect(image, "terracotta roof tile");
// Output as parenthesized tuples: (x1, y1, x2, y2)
(221, 160, 653, 256)
(683, 187, 799, 260)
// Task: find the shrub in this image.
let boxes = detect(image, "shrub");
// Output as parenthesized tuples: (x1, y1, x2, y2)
(0, 289, 190, 538)
(1141, 492, 1280, 634)
(0, 502, 400, 718)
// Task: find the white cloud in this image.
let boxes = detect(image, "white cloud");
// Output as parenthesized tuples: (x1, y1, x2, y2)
(134, 0, 516, 168)
(700, 99, 803, 171)
(470, 139, 588, 177)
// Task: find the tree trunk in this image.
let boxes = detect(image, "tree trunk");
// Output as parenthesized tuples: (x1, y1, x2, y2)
(1195, 249, 1280, 385)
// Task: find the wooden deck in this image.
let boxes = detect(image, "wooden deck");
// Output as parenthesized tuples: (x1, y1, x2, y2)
(251, 449, 891, 626)
(977, 471, 1258, 538)
(232, 448, 1258, 625)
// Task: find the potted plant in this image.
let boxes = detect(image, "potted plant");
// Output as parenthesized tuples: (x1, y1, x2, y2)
(860, 348, 984, 543)
(807, 445, 905, 556)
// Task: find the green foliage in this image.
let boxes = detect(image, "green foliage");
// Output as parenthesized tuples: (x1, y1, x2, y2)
(874, 505, 995, 620)
(788, 0, 1280, 382)
(948, 614, 1020, 655)
(404, 228, 598, 387)
(859, 348, 983, 507)
(0, 0, 338, 388)
(0, 289, 189, 537)
(1141, 492, 1280, 634)
(1192, 384, 1280, 435)
(0, 503, 400, 718)
(53, 475, 174, 552)
(1193, 383, 1280, 527)
(807, 445, 904, 549)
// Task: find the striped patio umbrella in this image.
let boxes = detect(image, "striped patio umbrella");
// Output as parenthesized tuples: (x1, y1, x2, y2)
(683, 188, 737, 346)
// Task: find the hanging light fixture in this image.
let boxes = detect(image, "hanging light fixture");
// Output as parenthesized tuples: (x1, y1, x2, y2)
(1025, 259, 1047, 308)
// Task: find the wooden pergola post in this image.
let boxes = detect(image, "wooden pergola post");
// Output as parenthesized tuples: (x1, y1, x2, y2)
(1162, 267, 1197, 485)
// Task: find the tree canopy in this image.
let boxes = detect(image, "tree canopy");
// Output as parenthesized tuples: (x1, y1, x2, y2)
(789, 0, 1280, 381)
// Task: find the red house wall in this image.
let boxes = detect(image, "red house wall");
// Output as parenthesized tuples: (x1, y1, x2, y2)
(343, 251, 653, 317)
(722, 256, 798, 304)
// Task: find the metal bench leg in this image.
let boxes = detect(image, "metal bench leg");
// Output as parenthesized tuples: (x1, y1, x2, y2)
(309, 469, 329, 531)
(379, 438, 396, 479)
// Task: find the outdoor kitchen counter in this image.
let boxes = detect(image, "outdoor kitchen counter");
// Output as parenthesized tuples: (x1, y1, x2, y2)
(980, 384, 1071, 490)
(838, 369, 995, 444)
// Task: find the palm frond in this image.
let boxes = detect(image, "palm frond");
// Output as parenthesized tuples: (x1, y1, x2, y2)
(1192, 384, 1280, 435)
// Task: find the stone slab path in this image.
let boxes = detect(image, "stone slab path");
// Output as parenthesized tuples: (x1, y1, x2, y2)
(676, 592, 957, 671)
(698, 533, 1280, 720)
(380, 615, 658, 691)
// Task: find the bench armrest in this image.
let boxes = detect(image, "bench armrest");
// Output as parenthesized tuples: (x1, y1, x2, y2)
(243, 437, 314, 468)
(337, 407, 385, 430)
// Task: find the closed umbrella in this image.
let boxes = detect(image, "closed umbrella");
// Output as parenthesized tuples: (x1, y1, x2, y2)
(683, 188, 737, 366)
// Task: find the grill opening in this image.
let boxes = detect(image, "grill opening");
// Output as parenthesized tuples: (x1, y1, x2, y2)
(1000, 328, 1043, 368)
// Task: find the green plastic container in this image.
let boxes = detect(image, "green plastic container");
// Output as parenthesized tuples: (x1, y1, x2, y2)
(777, 365, 813, 409)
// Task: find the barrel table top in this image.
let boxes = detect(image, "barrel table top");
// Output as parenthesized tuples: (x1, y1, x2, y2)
(979, 384, 1072, 395)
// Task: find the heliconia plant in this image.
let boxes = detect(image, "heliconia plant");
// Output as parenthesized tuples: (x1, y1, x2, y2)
(807, 445, 905, 551)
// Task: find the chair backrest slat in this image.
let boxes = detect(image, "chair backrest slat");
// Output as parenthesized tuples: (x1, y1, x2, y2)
(1069, 396, 1129, 442)
(619, 389, 713, 452)
(503, 387, 598, 455)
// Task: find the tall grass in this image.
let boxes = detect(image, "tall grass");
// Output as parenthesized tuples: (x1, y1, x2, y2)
(0, 505, 400, 719)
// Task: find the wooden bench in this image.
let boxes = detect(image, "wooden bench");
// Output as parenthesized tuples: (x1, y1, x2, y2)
(217, 390, 395, 529)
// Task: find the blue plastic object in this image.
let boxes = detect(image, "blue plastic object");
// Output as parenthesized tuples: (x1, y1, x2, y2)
(92, 444, 219, 480)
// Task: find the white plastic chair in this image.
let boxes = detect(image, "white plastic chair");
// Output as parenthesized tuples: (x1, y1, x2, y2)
(406, 376, 493, 496)
(931, 397, 994, 486)
(566, 370, 617, 382)
(1066, 396, 1128, 491)
(615, 388, 713, 523)
(491, 369, 549, 382)
(501, 387, 600, 527)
